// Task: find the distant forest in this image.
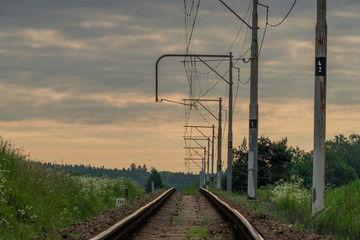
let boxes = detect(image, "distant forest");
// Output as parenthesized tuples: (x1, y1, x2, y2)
(44, 133, 360, 193)
(43, 162, 199, 191)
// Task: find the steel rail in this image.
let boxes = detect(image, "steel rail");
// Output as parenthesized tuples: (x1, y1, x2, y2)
(89, 187, 264, 240)
(199, 188, 265, 240)
(89, 187, 176, 240)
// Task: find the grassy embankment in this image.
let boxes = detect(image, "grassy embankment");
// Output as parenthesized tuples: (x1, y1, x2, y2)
(214, 177, 360, 240)
(0, 137, 145, 239)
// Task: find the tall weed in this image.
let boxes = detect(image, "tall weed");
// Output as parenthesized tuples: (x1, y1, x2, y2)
(0, 137, 144, 239)
(312, 180, 360, 239)
(270, 176, 311, 223)
(215, 174, 360, 239)
(253, 176, 360, 239)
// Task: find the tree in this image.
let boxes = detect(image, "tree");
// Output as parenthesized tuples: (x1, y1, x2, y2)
(232, 136, 292, 192)
(325, 140, 358, 187)
(142, 164, 148, 172)
(285, 134, 359, 188)
(145, 168, 165, 193)
(232, 138, 248, 192)
(258, 137, 292, 186)
(287, 147, 313, 189)
(129, 163, 136, 171)
(231, 134, 360, 192)
(325, 151, 357, 187)
(326, 134, 360, 178)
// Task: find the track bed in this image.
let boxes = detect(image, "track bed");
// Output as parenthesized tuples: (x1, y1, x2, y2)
(131, 190, 234, 239)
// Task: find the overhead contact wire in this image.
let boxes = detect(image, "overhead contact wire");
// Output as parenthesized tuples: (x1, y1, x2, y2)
(267, 0, 297, 28)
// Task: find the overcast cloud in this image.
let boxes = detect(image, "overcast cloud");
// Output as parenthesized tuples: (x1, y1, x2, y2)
(0, 0, 359, 171)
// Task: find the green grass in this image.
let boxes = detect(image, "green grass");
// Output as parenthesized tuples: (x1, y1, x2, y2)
(313, 181, 360, 239)
(0, 137, 145, 239)
(211, 189, 237, 197)
(266, 178, 360, 239)
(186, 225, 210, 240)
(185, 216, 214, 240)
(172, 215, 188, 226)
(182, 187, 198, 195)
(214, 177, 360, 240)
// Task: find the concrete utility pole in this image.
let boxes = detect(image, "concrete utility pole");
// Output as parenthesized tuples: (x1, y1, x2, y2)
(211, 125, 215, 190)
(248, 0, 259, 199)
(203, 147, 206, 188)
(207, 138, 210, 190)
(313, 0, 327, 215)
(216, 97, 222, 190)
(227, 52, 233, 192)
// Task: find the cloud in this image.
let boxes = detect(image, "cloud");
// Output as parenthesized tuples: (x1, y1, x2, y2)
(0, 0, 359, 171)
(80, 14, 134, 29)
(330, 11, 360, 18)
(0, 82, 184, 124)
(20, 29, 85, 50)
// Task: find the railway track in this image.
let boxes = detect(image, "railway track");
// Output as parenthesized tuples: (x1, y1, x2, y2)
(90, 188, 264, 240)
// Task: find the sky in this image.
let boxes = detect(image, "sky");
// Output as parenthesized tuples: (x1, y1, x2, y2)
(0, 0, 359, 172)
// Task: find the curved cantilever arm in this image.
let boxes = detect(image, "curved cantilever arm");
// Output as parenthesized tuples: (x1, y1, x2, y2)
(155, 54, 229, 102)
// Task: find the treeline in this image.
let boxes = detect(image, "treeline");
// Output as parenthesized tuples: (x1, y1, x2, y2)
(228, 133, 360, 192)
(43, 162, 199, 191)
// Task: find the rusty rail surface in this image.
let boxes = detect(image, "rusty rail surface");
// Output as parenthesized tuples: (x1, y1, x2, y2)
(199, 188, 264, 240)
(89, 187, 176, 240)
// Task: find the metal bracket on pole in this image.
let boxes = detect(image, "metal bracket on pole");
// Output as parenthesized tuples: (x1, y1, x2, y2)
(184, 126, 213, 177)
(155, 54, 229, 102)
(183, 99, 220, 121)
(156, 53, 233, 192)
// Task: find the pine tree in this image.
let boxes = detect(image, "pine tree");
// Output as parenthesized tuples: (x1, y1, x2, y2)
(145, 167, 165, 192)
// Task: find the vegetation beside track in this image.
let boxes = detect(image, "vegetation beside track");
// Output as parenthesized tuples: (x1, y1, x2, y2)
(0, 137, 144, 239)
(214, 178, 360, 240)
(216, 133, 360, 239)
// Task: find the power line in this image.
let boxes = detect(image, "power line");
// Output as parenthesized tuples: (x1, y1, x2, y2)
(194, 105, 212, 125)
(268, 0, 297, 28)
(237, 4, 252, 61)
(181, 1, 254, 174)
(258, 0, 297, 57)
(185, 0, 201, 53)
(232, 67, 250, 114)
(233, 68, 241, 113)
(184, 0, 201, 104)
(258, 18, 268, 57)
(201, 0, 252, 76)
(184, 1, 253, 102)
